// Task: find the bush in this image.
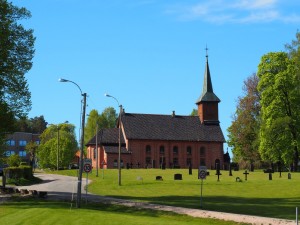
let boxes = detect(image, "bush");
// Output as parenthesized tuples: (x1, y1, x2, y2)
(4, 165, 33, 181)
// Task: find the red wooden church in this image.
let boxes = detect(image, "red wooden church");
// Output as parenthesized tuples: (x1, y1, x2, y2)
(86, 55, 227, 169)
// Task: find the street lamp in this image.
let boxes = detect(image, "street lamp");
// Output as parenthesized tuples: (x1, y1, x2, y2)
(59, 78, 86, 208)
(105, 93, 122, 186)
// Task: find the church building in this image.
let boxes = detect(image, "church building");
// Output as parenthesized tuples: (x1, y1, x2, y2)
(86, 55, 226, 169)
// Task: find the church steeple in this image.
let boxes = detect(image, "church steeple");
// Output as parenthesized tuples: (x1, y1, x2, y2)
(196, 49, 220, 125)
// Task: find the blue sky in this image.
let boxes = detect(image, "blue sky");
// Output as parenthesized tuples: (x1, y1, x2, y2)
(13, 0, 300, 156)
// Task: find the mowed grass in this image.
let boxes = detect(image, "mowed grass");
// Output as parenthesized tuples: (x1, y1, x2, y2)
(0, 198, 246, 225)
(62, 168, 300, 220)
(21, 168, 300, 220)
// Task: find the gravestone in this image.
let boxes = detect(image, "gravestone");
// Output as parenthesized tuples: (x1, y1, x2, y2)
(156, 176, 163, 181)
(174, 173, 182, 180)
(215, 163, 222, 181)
(243, 170, 249, 181)
(189, 164, 192, 175)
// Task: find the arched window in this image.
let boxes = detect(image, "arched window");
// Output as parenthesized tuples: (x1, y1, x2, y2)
(173, 146, 178, 154)
(146, 145, 151, 154)
(93, 148, 96, 159)
(159, 145, 165, 154)
(200, 147, 206, 156)
(187, 146, 192, 155)
(113, 159, 118, 168)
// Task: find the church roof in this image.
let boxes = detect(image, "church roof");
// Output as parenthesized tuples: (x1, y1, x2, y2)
(121, 113, 225, 142)
(86, 128, 126, 146)
(86, 113, 225, 146)
(196, 57, 220, 104)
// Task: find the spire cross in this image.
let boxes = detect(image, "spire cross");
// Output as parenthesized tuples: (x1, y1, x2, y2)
(205, 45, 209, 59)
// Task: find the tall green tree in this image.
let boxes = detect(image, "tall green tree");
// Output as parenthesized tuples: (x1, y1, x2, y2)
(25, 140, 38, 168)
(38, 123, 77, 169)
(0, 0, 35, 140)
(84, 107, 117, 144)
(257, 52, 300, 170)
(227, 73, 261, 163)
(15, 115, 47, 133)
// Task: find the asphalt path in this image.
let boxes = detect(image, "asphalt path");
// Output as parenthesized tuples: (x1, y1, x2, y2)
(14, 173, 296, 225)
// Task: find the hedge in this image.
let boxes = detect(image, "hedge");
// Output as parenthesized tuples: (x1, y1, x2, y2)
(4, 166, 33, 180)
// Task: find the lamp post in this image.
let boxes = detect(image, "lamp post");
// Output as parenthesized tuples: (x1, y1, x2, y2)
(59, 78, 86, 208)
(105, 93, 122, 186)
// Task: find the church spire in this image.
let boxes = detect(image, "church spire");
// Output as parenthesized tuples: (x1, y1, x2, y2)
(196, 47, 220, 125)
(196, 47, 220, 104)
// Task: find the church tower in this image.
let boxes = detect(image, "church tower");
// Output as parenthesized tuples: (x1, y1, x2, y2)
(196, 52, 220, 125)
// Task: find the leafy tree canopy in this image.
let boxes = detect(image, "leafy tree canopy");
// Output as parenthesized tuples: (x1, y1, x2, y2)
(0, 0, 35, 142)
(84, 107, 117, 144)
(227, 73, 261, 163)
(38, 123, 77, 169)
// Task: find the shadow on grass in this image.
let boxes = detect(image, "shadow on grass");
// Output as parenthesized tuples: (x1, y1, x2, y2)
(2, 196, 193, 220)
(106, 194, 299, 220)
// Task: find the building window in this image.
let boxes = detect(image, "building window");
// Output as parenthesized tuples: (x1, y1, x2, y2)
(6, 140, 15, 146)
(187, 146, 192, 155)
(113, 159, 118, 168)
(146, 145, 151, 154)
(187, 158, 192, 167)
(19, 140, 27, 146)
(35, 140, 40, 145)
(200, 147, 206, 156)
(173, 158, 178, 166)
(173, 146, 178, 154)
(159, 145, 165, 154)
(200, 158, 206, 166)
(93, 148, 96, 159)
(6, 150, 15, 156)
(145, 157, 151, 165)
(19, 151, 27, 157)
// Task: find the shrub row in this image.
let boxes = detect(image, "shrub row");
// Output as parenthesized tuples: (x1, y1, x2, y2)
(4, 166, 33, 180)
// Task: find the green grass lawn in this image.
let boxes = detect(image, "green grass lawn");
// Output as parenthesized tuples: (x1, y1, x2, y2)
(15, 169, 300, 219)
(50, 168, 300, 220)
(0, 198, 247, 225)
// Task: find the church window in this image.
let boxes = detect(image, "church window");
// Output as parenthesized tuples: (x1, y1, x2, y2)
(113, 159, 118, 168)
(187, 146, 192, 155)
(173, 158, 178, 166)
(200, 147, 206, 156)
(187, 158, 192, 166)
(145, 157, 151, 164)
(200, 158, 206, 166)
(173, 146, 178, 154)
(159, 145, 165, 154)
(93, 148, 96, 159)
(146, 145, 151, 154)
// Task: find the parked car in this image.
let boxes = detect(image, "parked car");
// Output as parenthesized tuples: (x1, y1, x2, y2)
(0, 164, 9, 176)
(68, 163, 79, 169)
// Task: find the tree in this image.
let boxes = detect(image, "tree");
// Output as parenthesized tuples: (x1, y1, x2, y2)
(38, 123, 78, 169)
(227, 73, 261, 164)
(84, 107, 117, 144)
(190, 109, 198, 116)
(25, 141, 38, 169)
(0, 0, 35, 138)
(15, 115, 47, 133)
(257, 52, 300, 171)
(6, 154, 21, 167)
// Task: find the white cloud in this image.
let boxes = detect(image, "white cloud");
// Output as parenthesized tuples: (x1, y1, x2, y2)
(166, 0, 300, 24)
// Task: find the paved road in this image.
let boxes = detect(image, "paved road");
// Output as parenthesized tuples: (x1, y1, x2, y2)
(15, 173, 296, 225)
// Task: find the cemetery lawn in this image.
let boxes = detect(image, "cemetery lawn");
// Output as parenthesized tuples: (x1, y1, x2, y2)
(49, 169, 300, 220)
(0, 198, 246, 225)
